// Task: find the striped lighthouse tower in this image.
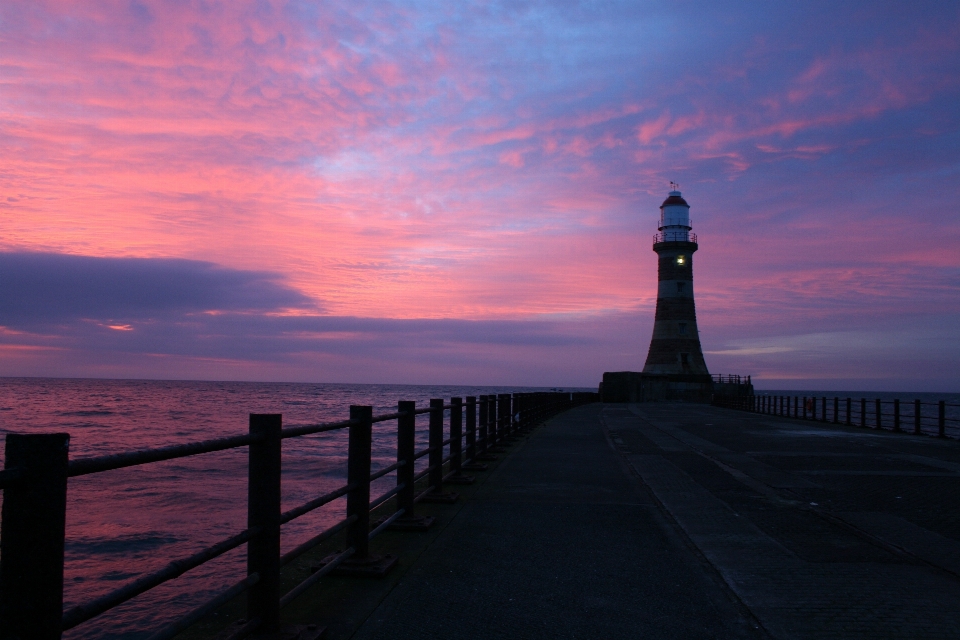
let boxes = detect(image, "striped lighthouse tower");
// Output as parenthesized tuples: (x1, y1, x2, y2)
(642, 185, 710, 376)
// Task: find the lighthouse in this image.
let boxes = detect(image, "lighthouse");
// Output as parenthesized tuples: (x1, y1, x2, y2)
(599, 186, 718, 402)
(642, 187, 710, 376)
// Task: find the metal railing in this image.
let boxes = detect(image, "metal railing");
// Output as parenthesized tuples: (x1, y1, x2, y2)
(653, 231, 697, 245)
(0, 391, 599, 639)
(712, 374, 751, 385)
(714, 393, 960, 439)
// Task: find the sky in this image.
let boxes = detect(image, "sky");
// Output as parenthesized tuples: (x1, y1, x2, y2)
(1, 1, 959, 391)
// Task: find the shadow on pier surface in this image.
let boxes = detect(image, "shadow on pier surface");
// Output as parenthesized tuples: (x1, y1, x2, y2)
(285, 403, 960, 639)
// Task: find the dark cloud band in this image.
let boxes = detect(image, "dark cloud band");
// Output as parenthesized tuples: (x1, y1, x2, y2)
(0, 252, 315, 326)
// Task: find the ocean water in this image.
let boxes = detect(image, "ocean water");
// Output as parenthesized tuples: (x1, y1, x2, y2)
(0, 378, 579, 640)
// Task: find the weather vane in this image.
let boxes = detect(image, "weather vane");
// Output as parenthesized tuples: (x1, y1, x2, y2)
(670, 180, 680, 191)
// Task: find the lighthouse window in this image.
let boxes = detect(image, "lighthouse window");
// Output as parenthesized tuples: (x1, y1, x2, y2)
(676, 282, 685, 293)
(681, 353, 689, 365)
(678, 323, 687, 335)
(676, 255, 685, 265)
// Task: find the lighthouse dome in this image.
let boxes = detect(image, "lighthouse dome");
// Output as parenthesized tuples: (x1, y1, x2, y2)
(660, 191, 689, 208)
(658, 189, 692, 236)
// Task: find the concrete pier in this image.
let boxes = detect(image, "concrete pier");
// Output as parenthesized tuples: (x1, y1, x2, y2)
(284, 403, 960, 639)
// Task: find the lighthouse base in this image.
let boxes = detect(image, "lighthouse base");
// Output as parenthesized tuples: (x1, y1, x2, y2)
(600, 371, 713, 403)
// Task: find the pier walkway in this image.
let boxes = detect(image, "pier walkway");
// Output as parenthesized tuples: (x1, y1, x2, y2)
(326, 403, 960, 639)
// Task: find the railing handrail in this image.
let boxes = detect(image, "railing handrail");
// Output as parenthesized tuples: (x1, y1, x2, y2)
(3, 407, 459, 487)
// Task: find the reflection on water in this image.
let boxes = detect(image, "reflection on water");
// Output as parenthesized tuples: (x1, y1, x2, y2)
(0, 379, 563, 639)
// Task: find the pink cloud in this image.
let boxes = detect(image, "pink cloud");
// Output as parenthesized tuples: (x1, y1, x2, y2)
(1, 1, 958, 386)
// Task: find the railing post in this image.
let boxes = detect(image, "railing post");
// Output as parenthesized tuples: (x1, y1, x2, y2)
(247, 414, 282, 630)
(450, 397, 463, 474)
(833, 397, 839, 424)
(396, 401, 416, 517)
(478, 395, 489, 455)
(345, 406, 373, 559)
(514, 393, 523, 431)
(802, 397, 807, 419)
(821, 397, 827, 422)
(861, 398, 867, 428)
(515, 393, 524, 430)
(463, 396, 487, 471)
(893, 399, 901, 432)
(444, 397, 474, 485)
(388, 401, 434, 532)
(421, 399, 459, 503)
(914, 399, 922, 435)
(875, 399, 882, 429)
(939, 401, 946, 438)
(428, 398, 444, 493)
(488, 395, 500, 448)
(465, 396, 477, 461)
(499, 394, 511, 439)
(0, 433, 69, 640)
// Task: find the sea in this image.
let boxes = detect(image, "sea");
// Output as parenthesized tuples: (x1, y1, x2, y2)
(0, 378, 583, 640)
(0, 378, 957, 639)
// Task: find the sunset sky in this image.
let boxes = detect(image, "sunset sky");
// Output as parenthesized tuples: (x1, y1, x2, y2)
(2, 1, 958, 390)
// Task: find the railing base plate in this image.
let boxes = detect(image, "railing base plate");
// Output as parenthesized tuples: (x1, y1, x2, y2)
(379, 514, 435, 531)
(444, 473, 475, 485)
(313, 553, 397, 578)
(419, 490, 459, 504)
(462, 462, 488, 471)
(222, 622, 324, 640)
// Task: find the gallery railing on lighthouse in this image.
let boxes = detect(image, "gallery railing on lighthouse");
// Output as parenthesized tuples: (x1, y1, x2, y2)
(653, 231, 697, 244)
(713, 393, 960, 439)
(0, 391, 598, 640)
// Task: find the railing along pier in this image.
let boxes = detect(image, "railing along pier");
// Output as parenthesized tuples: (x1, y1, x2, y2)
(713, 393, 958, 439)
(0, 391, 599, 639)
